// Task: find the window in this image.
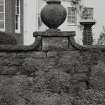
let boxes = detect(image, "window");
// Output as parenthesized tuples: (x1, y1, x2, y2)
(82, 8, 93, 20)
(0, 0, 5, 31)
(67, 7, 76, 24)
(15, 0, 20, 33)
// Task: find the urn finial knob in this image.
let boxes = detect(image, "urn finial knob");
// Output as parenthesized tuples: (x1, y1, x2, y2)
(40, 0, 67, 29)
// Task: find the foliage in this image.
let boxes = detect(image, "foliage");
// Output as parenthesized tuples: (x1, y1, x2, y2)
(97, 26, 105, 45)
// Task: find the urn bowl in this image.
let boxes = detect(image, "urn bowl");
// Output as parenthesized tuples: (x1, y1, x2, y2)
(40, 0, 67, 29)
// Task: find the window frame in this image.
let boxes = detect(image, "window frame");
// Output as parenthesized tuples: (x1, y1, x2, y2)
(15, 0, 21, 33)
(67, 7, 77, 25)
(0, 0, 5, 31)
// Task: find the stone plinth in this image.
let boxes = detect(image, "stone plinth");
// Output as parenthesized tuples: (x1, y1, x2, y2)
(33, 30, 75, 51)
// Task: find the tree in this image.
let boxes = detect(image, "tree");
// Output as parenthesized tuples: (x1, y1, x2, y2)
(97, 26, 105, 45)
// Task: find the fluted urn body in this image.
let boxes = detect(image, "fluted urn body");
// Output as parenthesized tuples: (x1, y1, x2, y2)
(40, 0, 67, 29)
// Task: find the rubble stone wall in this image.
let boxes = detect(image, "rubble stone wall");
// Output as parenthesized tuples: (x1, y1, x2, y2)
(0, 44, 105, 105)
(0, 31, 105, 105)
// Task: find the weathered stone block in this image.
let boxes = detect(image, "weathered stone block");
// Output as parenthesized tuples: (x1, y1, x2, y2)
(90, 61, 105, 90)
(72, 73, 87, 81)
(29, 51, 47, 58)
(47, 51, 58, 58)
(42, 37, 69, 50)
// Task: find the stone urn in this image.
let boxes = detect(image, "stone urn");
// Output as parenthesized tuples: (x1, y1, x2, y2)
(40, 0, 67, 29)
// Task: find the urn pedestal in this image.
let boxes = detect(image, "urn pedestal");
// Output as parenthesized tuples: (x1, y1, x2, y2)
(34, 0, 71, 51)
(80, 19, 96, 45)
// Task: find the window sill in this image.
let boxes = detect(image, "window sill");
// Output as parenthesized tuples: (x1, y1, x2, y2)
(15, 30, 21, 34)
(0, 29, 5, 32)
(67, 23, 77, 26)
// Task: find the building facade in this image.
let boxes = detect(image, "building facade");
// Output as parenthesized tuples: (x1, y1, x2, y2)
(0, 0, 93, 45)
(0, 0, 23, 45)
